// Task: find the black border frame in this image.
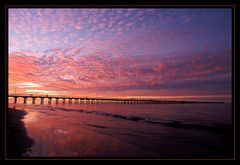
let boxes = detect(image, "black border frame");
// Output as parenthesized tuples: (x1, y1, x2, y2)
(1, 0, 239, 160)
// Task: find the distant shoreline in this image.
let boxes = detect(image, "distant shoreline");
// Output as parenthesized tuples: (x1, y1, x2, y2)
(7, 107, 34, 158)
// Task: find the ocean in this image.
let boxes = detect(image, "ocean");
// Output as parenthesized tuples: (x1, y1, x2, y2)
(8, 101, 233, 158)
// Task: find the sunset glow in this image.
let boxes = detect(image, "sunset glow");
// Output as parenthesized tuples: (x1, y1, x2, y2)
(8, 9, 231, 100)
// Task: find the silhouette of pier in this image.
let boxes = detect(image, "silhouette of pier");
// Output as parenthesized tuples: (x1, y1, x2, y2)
(8, 94, 224, 105)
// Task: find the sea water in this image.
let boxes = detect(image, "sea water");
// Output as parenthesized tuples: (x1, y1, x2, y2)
(8, 102, 233, 158)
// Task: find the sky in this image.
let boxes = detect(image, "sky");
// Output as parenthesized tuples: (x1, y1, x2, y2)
(8, 8, 232, 100)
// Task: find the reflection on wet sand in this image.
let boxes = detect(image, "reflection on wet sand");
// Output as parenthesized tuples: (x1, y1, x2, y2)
(22, 108, 159, 157)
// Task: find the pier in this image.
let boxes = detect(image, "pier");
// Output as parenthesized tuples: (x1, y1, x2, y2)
(8, 94, 168, 104)
(8, 94, 224, 105)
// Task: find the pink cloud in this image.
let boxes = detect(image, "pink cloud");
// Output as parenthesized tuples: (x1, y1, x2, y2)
(9, 46, 231, 97)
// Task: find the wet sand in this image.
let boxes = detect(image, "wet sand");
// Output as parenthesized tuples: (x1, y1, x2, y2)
(7, 107, 34, 158)
(7, 106, 150, 157)
(11, 105, 160, 157)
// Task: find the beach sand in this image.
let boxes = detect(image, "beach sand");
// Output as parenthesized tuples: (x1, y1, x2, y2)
(7, 107, 34, 158)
